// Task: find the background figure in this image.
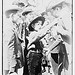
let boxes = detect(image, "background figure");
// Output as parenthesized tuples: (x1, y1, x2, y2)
(3, 6, 25, 74)
(46, 1, 72, 75)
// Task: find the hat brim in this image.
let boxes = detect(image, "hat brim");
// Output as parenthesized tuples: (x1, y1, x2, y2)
(22, 11, 32, 16)
(5, 9, 21, 18)
(28, 16, 45, 31)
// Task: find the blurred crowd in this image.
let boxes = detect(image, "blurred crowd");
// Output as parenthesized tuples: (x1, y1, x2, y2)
(3, 0, 72, 75)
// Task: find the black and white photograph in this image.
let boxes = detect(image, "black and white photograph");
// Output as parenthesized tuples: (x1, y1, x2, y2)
(2, 0, 73, 75)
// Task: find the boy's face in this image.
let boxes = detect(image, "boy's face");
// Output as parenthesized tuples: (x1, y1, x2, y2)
(50, 6, 61, 18)
(34, 21, 42, 31)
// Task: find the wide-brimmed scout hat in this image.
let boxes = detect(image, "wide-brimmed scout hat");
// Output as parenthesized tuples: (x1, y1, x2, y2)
(28, 16, 45, 31)
(5, 5, 22, 18)
(12, 0, 28, 7)
(47, 0, 65, 10)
